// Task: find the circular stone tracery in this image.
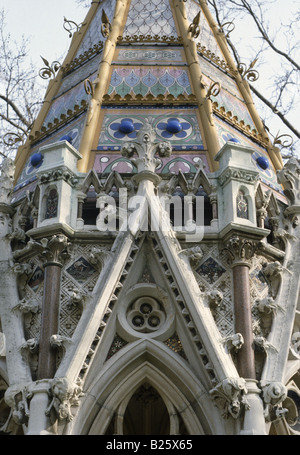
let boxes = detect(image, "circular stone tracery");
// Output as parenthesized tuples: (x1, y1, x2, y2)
(127, 296, 166, 333)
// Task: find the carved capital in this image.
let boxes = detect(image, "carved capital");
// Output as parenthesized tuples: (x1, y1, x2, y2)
(223, 235, 258, 266)
(209, 377, 249, 419)
(40, 234, 70, 267)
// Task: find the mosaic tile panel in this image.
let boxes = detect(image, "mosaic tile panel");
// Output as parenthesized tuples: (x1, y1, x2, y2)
(66, 257, 97, 284)
(107, 67, 192, 98)
(196, 257, 226, 285)
(198, 55, 242, 100)
(123, 0, 178, 38)
(115, 48, 184, 64)
(43, 71, 97, 127)
(97, 111, 203, 149)
(27, 266, 44, 293)
(58, 54, 100, 98)
(94, 150, 207, 174)
(201, 73, 255, 129)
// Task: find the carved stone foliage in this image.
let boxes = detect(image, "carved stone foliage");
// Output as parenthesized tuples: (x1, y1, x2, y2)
(0, 158, 15, 204)
(4, 384, 31, 426)
(277, 158, 300, 206)
(121, 119, 172, 174)
(45, 378, 83, 423)
(209, 377, 249, 419)
(40, 234, 71, 266)
(223, 235, 258, 266)
(4, 377, 83, 429)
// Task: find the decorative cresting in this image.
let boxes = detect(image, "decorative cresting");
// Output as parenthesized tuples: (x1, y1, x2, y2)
(223, 236, 258, 379)
(37, 235, 70, 380)
(121, 119, 172, 177)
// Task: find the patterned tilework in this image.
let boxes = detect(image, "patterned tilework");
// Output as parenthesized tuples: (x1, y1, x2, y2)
(57, 54, 100, 98)
(94, 151, 207, 175)
(98, 110, 202, 149)
(43, 72, 98, 128)
(115, 48, 184, 64)
(108, 67, 192, 98)
(198, 55, 242, 100)
(123, 0, 178, 38)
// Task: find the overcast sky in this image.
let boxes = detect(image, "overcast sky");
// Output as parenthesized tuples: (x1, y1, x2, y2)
(0, 0, 88, 65)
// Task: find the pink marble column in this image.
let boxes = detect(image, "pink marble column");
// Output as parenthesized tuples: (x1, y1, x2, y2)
(232, 263, 256, 378)
(225, 236, 257, 379)
(37, 235, 69, 380)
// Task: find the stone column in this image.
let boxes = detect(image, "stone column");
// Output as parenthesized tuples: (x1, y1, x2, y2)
(26, 380, 54, 435)
(37, 234, 69, 379)
(225, 235, 257, 379)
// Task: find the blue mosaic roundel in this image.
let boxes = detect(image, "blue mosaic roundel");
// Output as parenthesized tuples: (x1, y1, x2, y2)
(30, 152, 43, 167)
(256, 155, 270, 170)
(109, 118, 143, 139)
(157, 118, 191, 139)
(166, 118, 182, 134)
(119, 119, 134, 134)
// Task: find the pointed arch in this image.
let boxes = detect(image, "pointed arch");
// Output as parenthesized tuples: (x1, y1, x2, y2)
(72, 339, 224, 435)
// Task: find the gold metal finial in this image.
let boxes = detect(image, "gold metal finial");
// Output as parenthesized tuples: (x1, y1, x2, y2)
(238, 58, 259, 82)
(206, 81, 221, 101)
(63, 17, 86, 38)
(273, 132, 294, 150)
(188, 11, 201, 39)
(3, 132, 25, 147)
(39, 57, 61, 80)
(101, 9, 112, 38)
(84, 79, 96, 98)
(219, 21, 235, 38)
